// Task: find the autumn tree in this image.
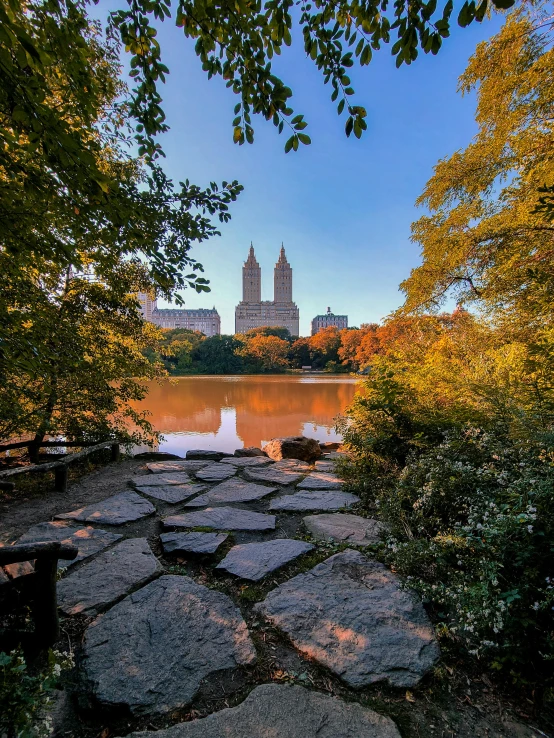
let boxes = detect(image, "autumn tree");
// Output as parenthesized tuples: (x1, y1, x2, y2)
(238, 334, 290, 372)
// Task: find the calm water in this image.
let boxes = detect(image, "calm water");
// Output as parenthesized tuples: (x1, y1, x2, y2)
(132, 375, 358, 455)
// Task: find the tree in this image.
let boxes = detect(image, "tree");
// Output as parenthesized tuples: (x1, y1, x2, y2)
(192, 335, 245, 374)
(401, 5, 554, 339)
(244, 326, 292, 341)
(309, 326, 342, 368)
(289, 337, 312, 368)
(238, 334, 290, 372)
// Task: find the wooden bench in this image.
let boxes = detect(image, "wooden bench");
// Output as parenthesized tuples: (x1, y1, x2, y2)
(0, 541, 78, 649)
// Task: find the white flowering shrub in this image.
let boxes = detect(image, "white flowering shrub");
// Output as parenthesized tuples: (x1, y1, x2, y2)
(379, 428, 554, 684)
(0, 648, 74, 738)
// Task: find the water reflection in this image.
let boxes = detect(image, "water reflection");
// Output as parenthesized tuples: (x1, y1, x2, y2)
(132, 376, 357, 455)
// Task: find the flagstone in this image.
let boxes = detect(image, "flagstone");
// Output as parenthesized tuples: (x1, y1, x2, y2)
(130, 472, 192, 487)
(297, 472, 344, 490)
(220, 456, 273, 467)
(135, 484, 206, 504)
(56, 491, 155, 526)
(193, 463, 237, 482)
(303, 514, 384, 545)
(16, 521, 122, 568)
(146, 461, 210, 474)
(184, 478, 277, 507)
(164, 507, 276, 531)
(269, 491, 359, 512)
(216, 539, 314, 581)
(160, 531, 228, 555)
(243, 465, 304, 486)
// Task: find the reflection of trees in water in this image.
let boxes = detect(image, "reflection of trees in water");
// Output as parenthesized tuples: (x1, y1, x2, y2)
(134, 377, 356, 446)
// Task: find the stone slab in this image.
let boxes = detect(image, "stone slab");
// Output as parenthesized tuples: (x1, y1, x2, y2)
(194, 463, 237, 482)
(56, 491, 155, 526)
(303, 514, 384, 546)
(57, 538, 162, 616)
(216, 539, 314, 581)
(297, 472, 344, 490)
(135, 484, 206, 504)
(314, 460, 335, 472)
(233, 447, 267, 457)
(255, 550, 439, 688)
(16, 521, 122, 569)
(220, 456, 273, 468)
(160, 532, 228, 555)
(273, 459, 311, 471)
(184, 478, 277, 507)
(124, 683, 401, 738)
(130, 472, 192, 487)
(82, 575, 256, 716)
(164, 507, 276, 532)
(186, 450, 233, 461)
(146, 461, 210, 474)
(243, 466, 304, 486)
(269, 491, 359, 512)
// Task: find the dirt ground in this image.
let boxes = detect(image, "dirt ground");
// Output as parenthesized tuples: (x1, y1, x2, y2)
(1, 456, 552, 738)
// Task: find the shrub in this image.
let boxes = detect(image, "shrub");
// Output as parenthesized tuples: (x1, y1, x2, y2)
(0, 649, 73, 738)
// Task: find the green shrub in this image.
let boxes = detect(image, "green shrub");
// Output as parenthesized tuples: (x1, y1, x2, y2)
(0, 649, 73, 738)
(378, 428, 554, 685)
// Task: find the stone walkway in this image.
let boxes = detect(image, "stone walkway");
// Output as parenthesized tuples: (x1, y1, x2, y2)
(4, 443, 440, 736)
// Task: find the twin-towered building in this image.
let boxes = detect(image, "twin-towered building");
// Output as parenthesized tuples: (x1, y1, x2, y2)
(235, 244, 300, 336)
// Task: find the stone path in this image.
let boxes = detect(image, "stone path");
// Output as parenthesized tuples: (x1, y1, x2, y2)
(6, 441, 440, 736)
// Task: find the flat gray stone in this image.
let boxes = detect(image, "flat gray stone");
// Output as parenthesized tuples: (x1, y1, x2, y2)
(56, 491, 155, 526)
(297, 472, 344, 490)
(57, 538, 161, 616)
(130, 472, 192, 487)
(135, 483, 206, 504)
(82, 575, 255, 716)
(303, 514, 384, 545)
(314, 460, 335, 472)
(160, 532, 228, 555)
(255, 550, 439, 688)
(164, 507, 276, 531)
(184, 478, 277, 507)
(186, 450, 232, 461)
(146, 461, 210, 473)
(220, 456, 273, 467)
(273, 459, 311, 471)
(194, 463, 237, 482)
(217, 539, 314, 581)
(233, 446, 267, 457)
(16, 521, 122, 569)
(243, 466, 304, 486)
(269, 491, 359, 512)
(124, 683, 401, 737)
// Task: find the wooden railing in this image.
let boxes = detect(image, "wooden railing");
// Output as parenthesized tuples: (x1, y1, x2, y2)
(0, 441, 120, 492)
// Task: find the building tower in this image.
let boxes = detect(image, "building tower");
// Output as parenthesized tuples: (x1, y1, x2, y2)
(273, 244, 293, 303)
(242, 244, 261, 303)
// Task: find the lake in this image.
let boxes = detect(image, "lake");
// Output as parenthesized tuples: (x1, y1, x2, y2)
(132, 375, 358, 455)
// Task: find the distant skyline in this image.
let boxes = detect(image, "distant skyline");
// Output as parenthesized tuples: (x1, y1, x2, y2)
(93, 3, 504, 335)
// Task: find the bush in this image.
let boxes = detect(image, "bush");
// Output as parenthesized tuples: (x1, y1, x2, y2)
(0, 649, 73, 738)
(378, 428, 554, 685)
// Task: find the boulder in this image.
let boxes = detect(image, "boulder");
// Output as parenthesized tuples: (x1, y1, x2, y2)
(255, 550, 439, 688)
(216, 539, 314, 581)
(234, 447, 268, 457)
(185, 450, 233, 461)
(123, 683, 401, 738)
(57, 538, 161, 616)
(262, 436, 321, 463)
(82, 575, 256, 716)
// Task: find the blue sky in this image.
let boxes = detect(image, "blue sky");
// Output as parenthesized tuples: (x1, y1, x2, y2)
(96, 5, 503, 335)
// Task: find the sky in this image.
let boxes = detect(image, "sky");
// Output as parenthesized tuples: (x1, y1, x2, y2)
(96, 4, 503, 335)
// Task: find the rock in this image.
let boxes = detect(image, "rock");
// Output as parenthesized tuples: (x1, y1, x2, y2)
(164, 507, 276, 532)
(314, 460, 335, 472)
(57, 538, 161, 616)
(220, 456, 273, 468)
(322, 451, 345, 460)
(319, 441, 342, 451)
(123, 683, 401, 738)
(183, 478, 277, 507)
(303, 514, 384, 545)
(160, 532, 227, 555)
(297, 472, 344, 490)
(134, 452, 182, 460)
(273, 459, 311, 471)
(263, 436, 321, 463)
(135, 484, 206, 504)
(269, 491, 359, 512)
(16, 521, 122, 569)
(56, 491, 155, 526)
(216, 539, 314, 581)
(234, 447, 268, 457)
(146, 461, 210, 473)
(194, 463, 237, 482)
(243, 466, 304, 486)
(82, 575, 256, 716)
(0, 568, 8, 586)
(255, 550, 439, 688)
(3, 561, 34, 579)
(130, 472, 192, 487)
(185, 450, 233, 461)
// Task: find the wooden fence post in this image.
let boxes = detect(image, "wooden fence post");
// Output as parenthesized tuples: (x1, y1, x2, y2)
(54, 464, 68, 493)
(31, 557, 60, 646)
(111, 442, 120, 462)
